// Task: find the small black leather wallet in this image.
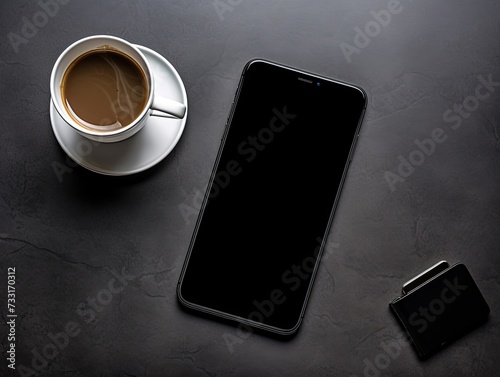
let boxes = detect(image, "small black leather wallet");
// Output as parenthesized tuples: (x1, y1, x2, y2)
(390, 261, 490, 358)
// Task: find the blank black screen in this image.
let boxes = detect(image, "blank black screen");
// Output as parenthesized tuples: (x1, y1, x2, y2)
(178, 60, 366, 333)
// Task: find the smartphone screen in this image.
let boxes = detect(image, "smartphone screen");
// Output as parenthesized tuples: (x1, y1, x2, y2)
(178, 60, 366, 334)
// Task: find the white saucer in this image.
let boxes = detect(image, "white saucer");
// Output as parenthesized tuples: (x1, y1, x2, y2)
(50, 45, 188, 176)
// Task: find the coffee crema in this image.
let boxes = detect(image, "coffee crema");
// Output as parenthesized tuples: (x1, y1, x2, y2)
(61, 49, 149, 131)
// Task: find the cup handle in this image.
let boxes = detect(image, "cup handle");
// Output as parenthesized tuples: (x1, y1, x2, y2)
(151, 95, 186, 119)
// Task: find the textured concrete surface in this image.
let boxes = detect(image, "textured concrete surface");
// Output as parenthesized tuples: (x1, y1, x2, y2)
(1, 0, 499, 376)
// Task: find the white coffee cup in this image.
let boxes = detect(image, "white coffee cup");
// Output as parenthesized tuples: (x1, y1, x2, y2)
(50, 35, 186, 143)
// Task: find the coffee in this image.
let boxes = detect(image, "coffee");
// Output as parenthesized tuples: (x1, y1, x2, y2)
(61, 49, 148, 131)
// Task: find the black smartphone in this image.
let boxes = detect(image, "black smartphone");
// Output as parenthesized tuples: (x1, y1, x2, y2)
(177, 59, 366, 335)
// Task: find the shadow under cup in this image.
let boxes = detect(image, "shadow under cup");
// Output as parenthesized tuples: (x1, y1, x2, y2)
(51, 35, 156, 143)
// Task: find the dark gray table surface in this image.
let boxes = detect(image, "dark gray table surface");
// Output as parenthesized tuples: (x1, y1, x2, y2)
(1, 0, 499, 376)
